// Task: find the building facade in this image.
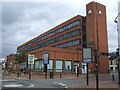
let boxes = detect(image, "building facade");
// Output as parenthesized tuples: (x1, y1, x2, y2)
(109, 59, 118, 71)
(6, 54, 19, 70)
(16, 2, 109, 74)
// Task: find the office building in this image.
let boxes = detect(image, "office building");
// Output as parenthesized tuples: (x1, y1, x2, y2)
(16, 1, 109, 74)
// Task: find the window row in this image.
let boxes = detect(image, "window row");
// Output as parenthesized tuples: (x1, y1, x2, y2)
(18, 20, 80, 51)
(54, 39, 81, 48)
(26, 29, 80, 52)
(35, 60, 72, 72)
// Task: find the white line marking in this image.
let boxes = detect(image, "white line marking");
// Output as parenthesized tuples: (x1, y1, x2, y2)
(58, 83, 66, 86)
(28, 84, 34, 87)
(3, 84, 23, 87)
(53, 82, 58, 84)
(4, 79, 7, 81)
(11, 79, 15, 81)
(65, 86, 68, 88)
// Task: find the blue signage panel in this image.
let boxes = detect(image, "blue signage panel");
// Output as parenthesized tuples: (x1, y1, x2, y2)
(83, 58, 92, 63)
(83, 48, 92, 63)
(43, 61, 48, 64)
(43, 53, 49, 64)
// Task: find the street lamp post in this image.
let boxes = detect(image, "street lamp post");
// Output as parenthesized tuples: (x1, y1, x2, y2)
(114, 12, 120, 85)
(95, 3, 99, 90)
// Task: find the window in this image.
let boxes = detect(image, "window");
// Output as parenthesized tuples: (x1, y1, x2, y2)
(65, 61, 72, 72)
(35, 60, 44, 72)
(20, 62, 26, 69)
(47, 60, 53, 72)
(110, 67, 113, 70)
(18, 20, 81, 51)
(115, 67, 118, 70)
(28, 64, 34, 70)
(54, 39, 81, 48)
(56, 60, 62, 72)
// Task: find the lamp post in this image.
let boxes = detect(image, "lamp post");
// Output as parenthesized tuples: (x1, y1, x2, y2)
(95, 3, 100, 90)
(114, 12, 120, 85)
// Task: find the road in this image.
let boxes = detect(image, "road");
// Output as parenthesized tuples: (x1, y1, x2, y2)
(1, 70, 119, 89)
(1, 74, 88, 89)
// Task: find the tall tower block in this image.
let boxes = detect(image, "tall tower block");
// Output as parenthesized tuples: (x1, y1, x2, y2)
(86, 2, 109, 73)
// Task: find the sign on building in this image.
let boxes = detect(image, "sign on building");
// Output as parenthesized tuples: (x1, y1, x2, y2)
(43, 53, 49, 64)
(83, 48, 92, 63)
(28, 54, 34, 64)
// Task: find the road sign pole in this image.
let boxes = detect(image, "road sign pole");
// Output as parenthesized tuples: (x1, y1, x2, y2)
(83, 48, 92, 85)
(29, 64, 31, 79)
(86, 63, 89, 85)
(28, 54, 34, 80)
(95, 49, 99, 90)
(45, 64, 47, 79)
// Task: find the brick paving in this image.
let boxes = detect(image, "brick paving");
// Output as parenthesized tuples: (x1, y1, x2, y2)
(68, 80, 119, 89)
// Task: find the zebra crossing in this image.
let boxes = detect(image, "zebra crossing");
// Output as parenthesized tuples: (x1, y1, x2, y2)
(0, 74, 16, 82)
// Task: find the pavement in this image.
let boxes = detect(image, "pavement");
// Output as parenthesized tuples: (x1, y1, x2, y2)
(2, 70, 120, 89)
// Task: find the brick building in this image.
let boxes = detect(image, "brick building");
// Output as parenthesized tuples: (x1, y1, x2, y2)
(16, 2, 109, 74)
(6, 54, 19, 70)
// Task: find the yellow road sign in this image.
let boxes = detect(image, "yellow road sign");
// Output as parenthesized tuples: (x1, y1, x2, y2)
(28, 54, 34, 64)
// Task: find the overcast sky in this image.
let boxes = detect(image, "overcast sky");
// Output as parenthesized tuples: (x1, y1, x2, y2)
(1, 0, 119, 58)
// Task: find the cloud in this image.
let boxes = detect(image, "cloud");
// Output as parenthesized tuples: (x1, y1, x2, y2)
(2, 1, 119, 58)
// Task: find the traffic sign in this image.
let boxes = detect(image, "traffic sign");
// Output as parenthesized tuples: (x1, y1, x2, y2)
(83, 48, 92, 63)
(28, 60, 34, 64)
(43, 53, 49, 64)
(28, 54, 34, 64)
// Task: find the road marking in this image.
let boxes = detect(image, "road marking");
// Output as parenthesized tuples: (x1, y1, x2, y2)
(53, 82, 58, 84)
(8, 79, 11, 81)
(65, 86, 68, 88)
(58, 83, 66, 86)
(2, 79, 15, 82)
(11, 79, 15, 81)
(3, 84, 23, 87)
(28, 84, 34, 87)
(53, 82, 68, 88)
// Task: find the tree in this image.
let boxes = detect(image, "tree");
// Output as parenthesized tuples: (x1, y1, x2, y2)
(16, 50, 27, 62)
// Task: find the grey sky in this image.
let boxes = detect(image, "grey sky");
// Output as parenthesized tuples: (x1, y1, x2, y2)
(2, 0, 119, 58)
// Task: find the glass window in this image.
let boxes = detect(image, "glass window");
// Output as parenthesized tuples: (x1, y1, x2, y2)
(28, 64, 34, 70)
(56, 60, 62, 72)
(35, 60, 44, 72)
(47, 60, 53, 72)
(65, 61, 72, 72)
(35, 61, 39, 72)
(20, 62, 26, 69)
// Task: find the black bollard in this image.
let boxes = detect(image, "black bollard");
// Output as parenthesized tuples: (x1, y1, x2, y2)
(17, 72, 19, 77)
(112, 74, 114, 81)
(50, 72, 51, 78)
(29, 72, 31, 79)
(52, 72, 54, 78)
(60, 73, 62, 78)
